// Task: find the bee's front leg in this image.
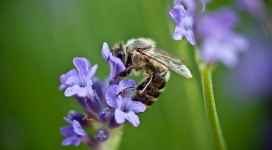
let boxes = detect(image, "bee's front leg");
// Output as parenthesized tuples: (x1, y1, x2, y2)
(114, 65, 134, 79)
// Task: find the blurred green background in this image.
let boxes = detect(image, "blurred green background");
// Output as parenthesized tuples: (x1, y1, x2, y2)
(0, 0, 271, 150)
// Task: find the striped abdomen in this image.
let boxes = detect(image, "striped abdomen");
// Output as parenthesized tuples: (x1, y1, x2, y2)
(135, 63, 170, 106)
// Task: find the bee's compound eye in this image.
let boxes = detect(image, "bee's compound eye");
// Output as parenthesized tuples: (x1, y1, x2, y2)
(116, 50, 125, 62)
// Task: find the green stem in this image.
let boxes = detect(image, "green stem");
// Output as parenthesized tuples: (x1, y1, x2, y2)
(177, 41, 212, 150)
(200, 64, 227, 150)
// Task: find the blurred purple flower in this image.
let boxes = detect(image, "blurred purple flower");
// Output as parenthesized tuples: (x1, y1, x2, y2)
(197, 8, 248, 67)
(174, 0, 208, 14)
(237, 0, 265, 15)
(169, 5, 196, 45)
(60, 117, 86, 146)
(60, 57, 98, 97)
(170, 2, 248, 68)
(102, 42, 126, 84)
(228, 43, 272, 97)
(105, 79, 146, 127)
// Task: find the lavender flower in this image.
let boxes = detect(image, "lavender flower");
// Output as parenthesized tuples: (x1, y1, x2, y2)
(60, 57, 98, 97)
(59, 42, 142, 148)
(105, 79, 146, 127)
(169, 5, 195, 45)
(170, 2, 248, 67)
(102, 42, 126, 84)
(60, 117, 87, 146)
(197, 8, 248, 67)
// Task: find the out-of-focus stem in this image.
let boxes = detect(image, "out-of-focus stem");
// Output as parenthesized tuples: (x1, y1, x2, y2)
(177, 41, 211, 150)
(200, 64, 227, 150)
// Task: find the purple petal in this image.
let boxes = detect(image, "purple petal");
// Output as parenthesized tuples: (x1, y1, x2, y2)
(125, 111, 140, 127)
(102, 42, 111, 61)
(64, 117, 73, 124)
(73, 57, 91, 81)
(173, 26, 183, 40)
(72, 120, 85, 136)
(170, 6, 195, 45)
(60, 126, 74, 136)
(59, 69, 77, 90)
(197, 8, 238, 37)
(65, 75, 81, 86)
(114, 109, 126, 124)
(127, 101, 146, 113)
(86, 64, 98, 86)
(109, 55, 126, 80)
(62, 136, 81, 146)
(105, 85, 119, 108)
(64, 85, 80, 97)
(76, 86, 89, 97)
(73, 57, 91, 72)
(119, 78, 137, 88)
(169, 5, 186, 24)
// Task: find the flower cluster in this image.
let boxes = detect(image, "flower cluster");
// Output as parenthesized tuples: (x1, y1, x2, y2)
(59, 43, 146, 148)
(170, 0, 248, 67)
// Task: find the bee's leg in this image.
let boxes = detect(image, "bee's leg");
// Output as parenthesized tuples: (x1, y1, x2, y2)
(114, 66, 134, 79)
(116, 87, 137, 97)
(136, 76, 153, 94)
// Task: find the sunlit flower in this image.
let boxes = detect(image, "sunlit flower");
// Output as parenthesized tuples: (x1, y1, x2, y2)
(60, 57, 98, 97)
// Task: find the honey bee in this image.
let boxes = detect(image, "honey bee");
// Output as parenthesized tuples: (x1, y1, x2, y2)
(112, 38, 192, 106)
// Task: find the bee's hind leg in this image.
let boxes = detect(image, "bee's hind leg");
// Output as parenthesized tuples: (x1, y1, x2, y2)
(116, 76, 153, 97)
(136, 76, 153, 94)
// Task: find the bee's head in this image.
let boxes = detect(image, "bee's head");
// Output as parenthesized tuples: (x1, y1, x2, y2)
(112, 42, 127, 65)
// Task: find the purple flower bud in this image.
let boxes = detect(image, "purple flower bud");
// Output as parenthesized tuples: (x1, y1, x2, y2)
(96, 129, 109, 141)
(99, 107, 113, 123)
(84, 90, 102, 115)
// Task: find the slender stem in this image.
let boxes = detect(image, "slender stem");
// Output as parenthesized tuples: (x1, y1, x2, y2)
(200, 64, 227, 150)
(177, 41, 212, 150)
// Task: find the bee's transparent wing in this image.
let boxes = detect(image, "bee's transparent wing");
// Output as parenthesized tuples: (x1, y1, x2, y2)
(141, 48, 193, 78)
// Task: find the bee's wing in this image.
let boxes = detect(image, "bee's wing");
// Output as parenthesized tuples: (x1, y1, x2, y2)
(141, 48, 193, 78)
